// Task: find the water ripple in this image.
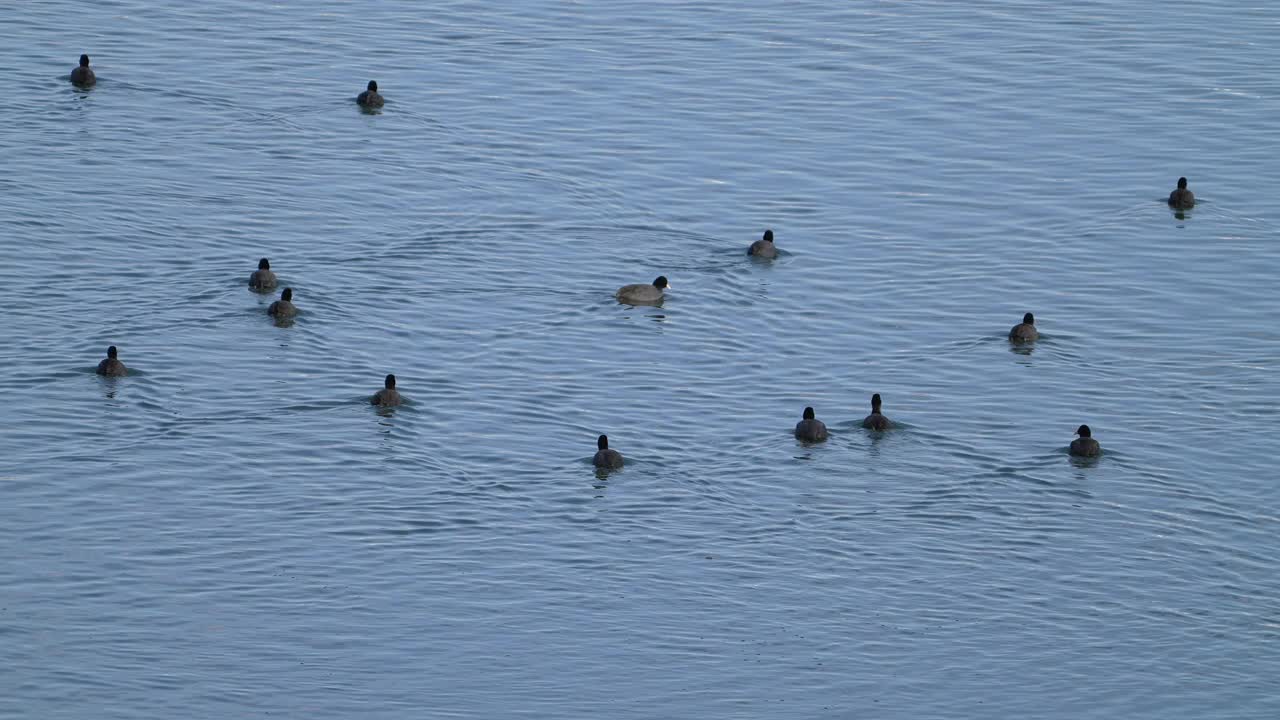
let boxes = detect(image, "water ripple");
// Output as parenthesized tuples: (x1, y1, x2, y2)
(4, 1, 1280, 719)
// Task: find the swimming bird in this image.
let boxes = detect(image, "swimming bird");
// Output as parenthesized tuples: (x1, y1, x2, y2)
(96, 345, 126, 376)
(861, 393, 891, 430)
(615, 276, 668, 305)
(1009, 312, 1038, 342)
(593, 434, 624, 469)
(357, 80, 384, 108)
(248, 258, 277, 290)
(371, 374, 401, 406)
(268, 288, 297, 317)
(70, 54, 96, 87)
(747, 229, 777, 258)
(1069, 425, 1101, 457)
(1168, 177, 1195, 209)
(794, 406, 828, 442)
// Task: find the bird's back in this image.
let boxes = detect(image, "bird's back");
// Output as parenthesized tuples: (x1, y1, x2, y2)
(371, 389, 401, 406)
(1168, 188, 1195, 209)
(1070, 437, 1100, 457)
(249, 270, 277, 289)
(616, 284, 661, 304)
(1009, 323, 1038, 342)
(862, 413, 889, 431)
(96, 358, 126, 376)
(795, 419, 828, 441)
(593, 448, 624, 468)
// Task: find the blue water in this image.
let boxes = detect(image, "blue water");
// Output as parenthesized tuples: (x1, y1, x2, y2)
(2, 1, 1279, 717)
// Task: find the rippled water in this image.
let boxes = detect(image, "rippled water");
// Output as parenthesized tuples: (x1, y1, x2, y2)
(3, 1, 1279, 717)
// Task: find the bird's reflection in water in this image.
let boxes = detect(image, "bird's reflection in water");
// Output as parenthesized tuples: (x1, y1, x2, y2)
(1069, 454, 1100, 471)
(97, 374, 120, 400)
(866, 430, 885, 459)
(592, 468, 611, 498)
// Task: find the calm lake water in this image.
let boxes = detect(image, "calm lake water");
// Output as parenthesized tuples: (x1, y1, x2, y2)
(2, 1, 1279, 717)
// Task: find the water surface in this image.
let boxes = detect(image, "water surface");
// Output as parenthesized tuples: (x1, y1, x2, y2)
(2, 1, 1279, 718)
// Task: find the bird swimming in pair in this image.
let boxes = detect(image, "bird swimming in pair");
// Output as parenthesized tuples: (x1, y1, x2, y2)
(861, 393, 891, 431)
(794, 406, 828, 442)
(249, 258, 277, 290)
(268, 288, 297, 317)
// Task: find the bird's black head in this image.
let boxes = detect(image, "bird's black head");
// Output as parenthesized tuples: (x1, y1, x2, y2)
(80, 54, 90, 67)
(803, 406, 815, 420)
(385, 374, 396, 389)
(367, 80, 378, 92)
(597, 434, 609, 450)
(1076, 424, 1091, 438)
(763, 229, 774, 242)
(1023, 312, 1034, 324)
(107, 345, 117, 359)
(1177, 177, 1188, 189)
(871, 393, 882, 410)
(258, 258, 270, 270)
(281, 288, 293, 301)
(653, 276, 668, 289)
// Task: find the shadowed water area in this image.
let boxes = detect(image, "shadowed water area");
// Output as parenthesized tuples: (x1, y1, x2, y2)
(2, 1, 1279, 717)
